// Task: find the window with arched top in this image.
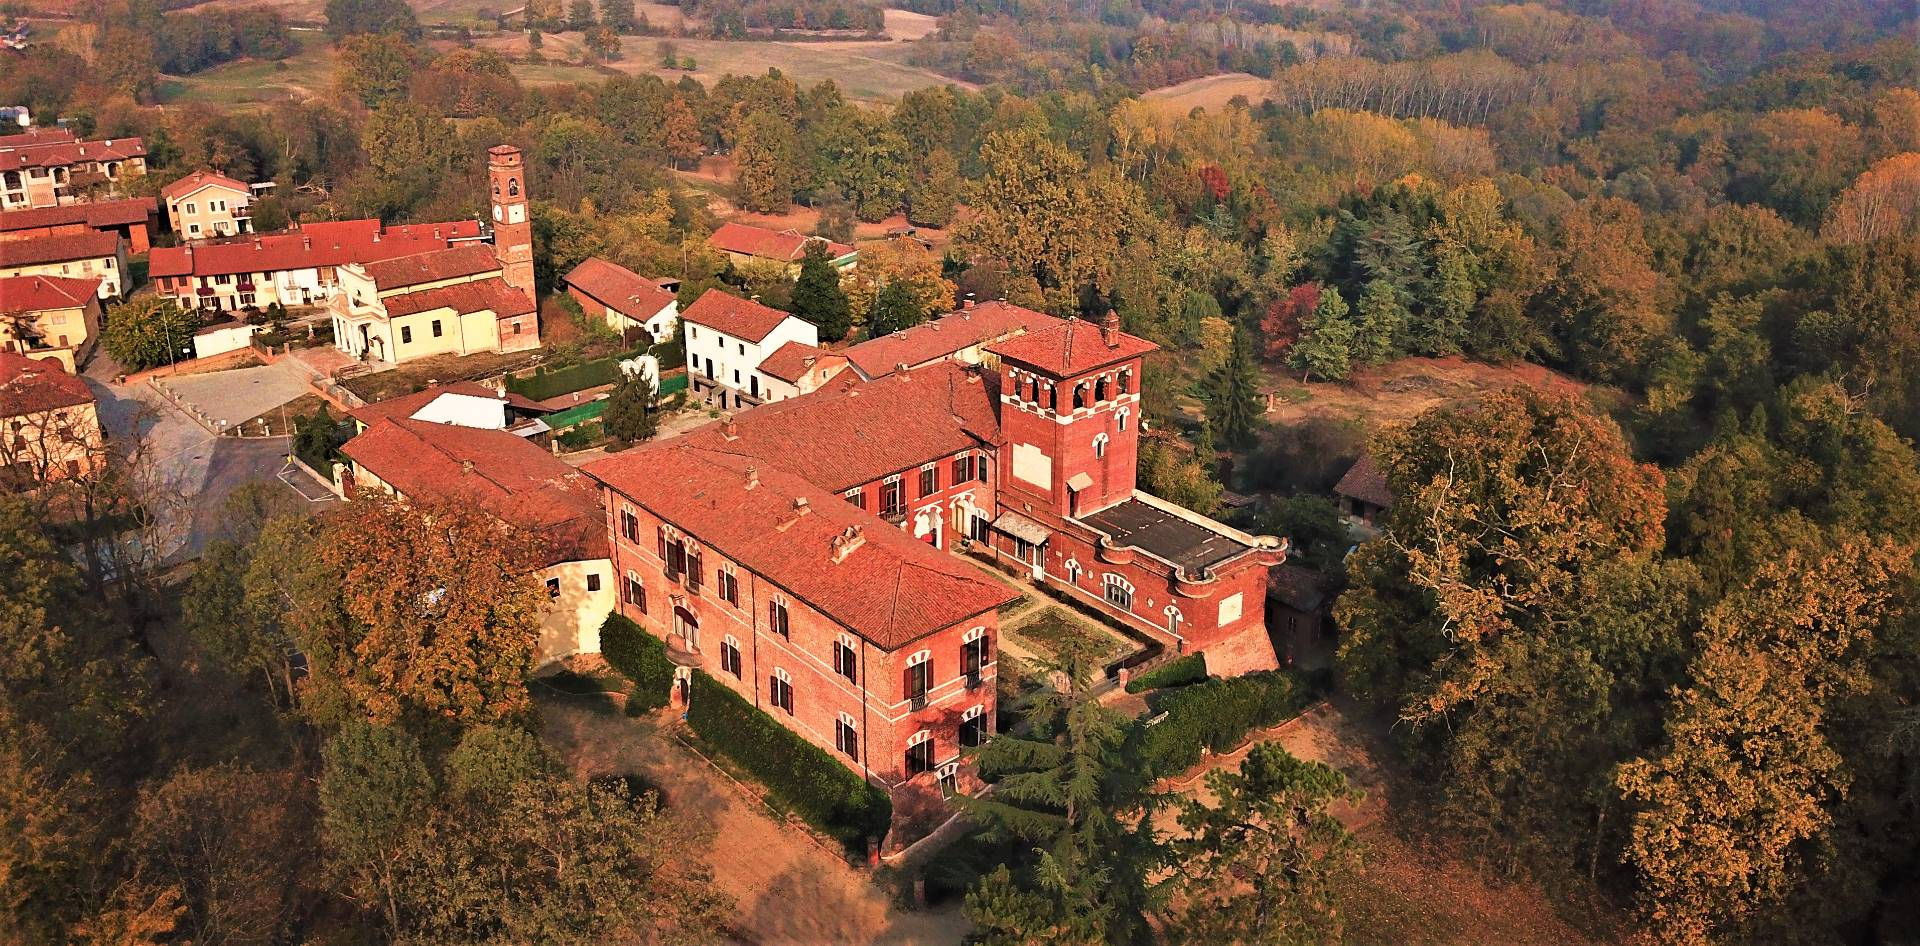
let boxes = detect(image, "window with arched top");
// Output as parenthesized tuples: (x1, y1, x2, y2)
(1094, 433, 1109, 458)
(1163, 605, 1184, 636)
(507, 178, 520, 197)
(906, 729, 935, 774)
(960, 704, 987, 746)
(1118, 368, 1133, 394)
(1095, 376, 1109, 402)
(1104, 573, 1134, 612)
(1073, 383, 1089, 409)
(1117, 407, 1131, 432)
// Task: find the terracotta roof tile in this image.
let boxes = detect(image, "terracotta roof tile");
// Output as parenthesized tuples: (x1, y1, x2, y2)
(0, 351, 93, 416)
(147, 219, 481, 279)
(350, 381, 549, 426)
(708, 222, 853, 263)
(380, 276, 532, 320)
(0, 135, 145, 171)
(160, 169, 250, 200)
(1334, 455, 1393, 509)
(678, 289, 794, 343)
(986, 313, 1158, 377)
(845, 301, 1064, 379)
(756, 340, 841, 383)
(587, 442, 1015, 648)
(0, 231, 119, 267)
(0, 275, 100, 311)
(564, 257, 677, 319)
(362, 244, 501, 291)
(0, 198, 155, 233)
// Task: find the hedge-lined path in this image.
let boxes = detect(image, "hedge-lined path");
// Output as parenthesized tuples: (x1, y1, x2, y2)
(539, 697, 972, 946)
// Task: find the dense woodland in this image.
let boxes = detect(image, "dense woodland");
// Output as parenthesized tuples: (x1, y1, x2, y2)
(3, 0, 1920, 941)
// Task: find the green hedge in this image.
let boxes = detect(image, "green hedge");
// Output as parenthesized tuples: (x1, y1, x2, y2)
(688, 670, 892, 849)
(599, 614, 674, 713)
(1124, 653, 1208, 693)
(1134, 671, 1312, 778)
(508, 357, 625, 402)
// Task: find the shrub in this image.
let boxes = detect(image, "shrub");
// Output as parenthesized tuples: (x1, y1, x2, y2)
(1124, 653, 1207, 693)
(1133, 671, 1313, 777)
(598, 614, 673, 713)
(687, 670, 892, 849)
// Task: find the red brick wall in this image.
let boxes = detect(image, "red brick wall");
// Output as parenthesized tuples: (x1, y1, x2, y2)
(839, 447, 996, 551)
(602, 486, 1000, 792)
(997, 357, 1144, 519)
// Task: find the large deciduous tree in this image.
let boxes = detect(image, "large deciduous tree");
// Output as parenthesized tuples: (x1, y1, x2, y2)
(100, 297, 203, 372)
(733, 111, 800, 213)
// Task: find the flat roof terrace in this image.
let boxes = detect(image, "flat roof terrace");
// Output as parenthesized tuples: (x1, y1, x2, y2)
(1077, 495, 1258, 574)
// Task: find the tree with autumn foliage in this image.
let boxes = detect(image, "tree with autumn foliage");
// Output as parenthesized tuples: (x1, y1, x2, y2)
(303, 497, 546, 726)
(1259, 283, 1319, 363)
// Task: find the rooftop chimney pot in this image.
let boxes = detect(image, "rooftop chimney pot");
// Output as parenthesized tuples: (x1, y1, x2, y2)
(1101, 309, 1121, 349)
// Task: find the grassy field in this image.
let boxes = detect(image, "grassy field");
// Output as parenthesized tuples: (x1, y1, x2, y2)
(1141, 71, 1275, 115)
(157, 32, 335, 106)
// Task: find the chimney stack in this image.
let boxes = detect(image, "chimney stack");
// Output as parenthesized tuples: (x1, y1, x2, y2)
(829, 524, 866, 563)
(745, 464, 759, 490)
(1101, 309, 1121, 349)
(721, 413, 738, 441)
(461, 459, 475, 473)
(792, 496, 810, 515)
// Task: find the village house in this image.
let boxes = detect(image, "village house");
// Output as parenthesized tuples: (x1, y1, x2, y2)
(0, 274, 101, 370)
(842, 300, 1064, 381)
(0, 129, 146, 210)
(347, 380, 557, 443)
(161, 169, 255, 240)
(149, 219, 484, 314)
(0, 231, 125, 298)
(708, 222, 856, 277)
(680, 289, 819, 409)
(0, 197, 156, 253)
(0, 350, 103, 487)
(584, 310, 1286, 820)
(563, 257, 679, 343)
(755, 341, 848, 402)
(1266, 564, 1333, 664)
(339, 413, 611, 662)
(1333, 455, 1392, 527)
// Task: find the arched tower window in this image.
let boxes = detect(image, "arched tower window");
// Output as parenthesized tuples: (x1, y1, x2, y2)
(1073, 383, 1089, 409)
(1095, 376, 1109, 402)
(1094, 433, 1109, 458)
(1118, 368, 1133, 394)
(507, 178, 520, 197)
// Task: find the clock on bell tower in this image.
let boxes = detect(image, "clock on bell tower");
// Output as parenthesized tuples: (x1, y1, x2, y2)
(486, 144, 536, 296)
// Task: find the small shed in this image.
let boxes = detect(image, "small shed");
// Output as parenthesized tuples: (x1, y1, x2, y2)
(192, 319, 258, 360)
(1333, 455, 1393, 525)
(1267, 564, 1333, 644)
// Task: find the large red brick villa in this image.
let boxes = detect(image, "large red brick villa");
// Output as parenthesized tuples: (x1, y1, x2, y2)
(583, 309, 1286, 818)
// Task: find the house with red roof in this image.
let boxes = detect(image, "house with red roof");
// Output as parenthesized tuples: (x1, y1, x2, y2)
(708, 222, 856, 276)
(0, 231, 125, 298)
(347, 380, 557, 442)
(0, 350, 103, 486)
(340, 414, 613, 661)
(843, 300, 1065, 381)
(756, 340, 847, 401)
(0, 197, 156, 253)
(330, 243, 538, 364)
(0, 274, 102, 371)
(161, 169, 256, 240)
(583, 310, 1287, 832)
(563, 257, 679, 343)
(150, 218, 485, 314)
(680, 289, 821, 408)
(0, 129, 146, 211)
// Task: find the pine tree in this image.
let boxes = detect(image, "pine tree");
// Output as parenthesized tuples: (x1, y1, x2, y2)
(790, 241, 851, 342)
(1289, 286, 1357, 381)
(866, 280, 925, 339)
(1207, 326, 1265, 448)
(598, 0, 636, 32)
(566, 0, 594, 30)
(1353, 278, 1408, 365)
(601, 372, 658, 445)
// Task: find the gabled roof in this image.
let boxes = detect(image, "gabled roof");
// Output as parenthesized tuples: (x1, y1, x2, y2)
(380, 277, 533, 320)
(587, 442, 1016, 649)
(147, 219, 481, 279)
(349, 381, 549, 427)
(708, 222, 853, 263)
(0, 198, 155, 233)
(0, 135, 145, 171)
(0, 275, 100, 311)
(342, 417, 604, 564)
(564, 257, 677, 319)
(987, 313, 1158, 378)
(678, 289, 794, 343)
(678, 360, 1002, 493)
(756, 340, 842, 384)
(845, 301, 1063, 379)
(1334, 455, 1393, 509)
(0, 129, 73, 150)
(362, 244, 501, 291)
(0, 351, 93, 416)
(161, 169, 250, 201)
(0, 231, 119, 268)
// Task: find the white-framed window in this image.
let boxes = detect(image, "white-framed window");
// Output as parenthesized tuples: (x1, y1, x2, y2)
(835, 712, 859, 758)
(1104, 574, 1135, 612)
(1117, 407, 1131, 431)
(1164, 605, 1184, 636)
(906, 729, 935, 774)
(1094, 433, 1109, 458)
(769, 667, 793, 714)
(960, 704, 987, 747)
(905, 649, 932, 703)
(720, 634, 742, 677)
(1064, 558, 1081, 584)
(832, 633, 858, 683)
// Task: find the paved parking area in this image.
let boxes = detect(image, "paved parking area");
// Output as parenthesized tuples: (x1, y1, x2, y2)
(153, 361, 315, 433)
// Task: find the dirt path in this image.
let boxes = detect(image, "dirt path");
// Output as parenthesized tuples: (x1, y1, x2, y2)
(540, 698, 971, 946)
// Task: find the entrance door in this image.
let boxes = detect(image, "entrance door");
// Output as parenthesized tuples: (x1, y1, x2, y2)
(672, 606, 699, 652)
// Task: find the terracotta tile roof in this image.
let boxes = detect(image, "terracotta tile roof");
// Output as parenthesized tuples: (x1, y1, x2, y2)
(845, 301, 1064, 379)
(147, 219, 481, 279)
(0, 274, 100, 311)
(362, 244, 501, 291)
(160, 169, 250, 200)
(678, 289, 794, 343)
(987, 313, 1158, 377)
(350, 381, 549, 426)
(564, 257, 677, 319)
(1334, 455, 1394, 509)
(679, 360, 1002, 492)
(1267, 564, 1330, 612)
(380, 276, 533, 320)
(0, 231, 119, 267)
(342, 417, 605, 564)
(0, 135, 146, 171)
(0, 351, 93, 416)
(588, 442, 1015, 649)
(0, 198, 155, 232)
(708, 222, 853, 263)
(756, 340, 841, 383)
(0, 129, 74, 149)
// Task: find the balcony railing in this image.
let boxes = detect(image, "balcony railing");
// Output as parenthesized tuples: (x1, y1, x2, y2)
(965, 670, 983, 690)
(910, 693, 928, 711)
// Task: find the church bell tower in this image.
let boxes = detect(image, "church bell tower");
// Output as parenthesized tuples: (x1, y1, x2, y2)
(487, 145, 535, 296)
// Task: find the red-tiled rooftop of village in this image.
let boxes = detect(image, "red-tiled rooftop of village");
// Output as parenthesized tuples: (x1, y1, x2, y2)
(708, 222, 853, 263)
(587, 442, 1017, 649)
(0, 274, 101, 310)
(0, 134, 145, 170)
(380, 277, 533, 320)
(0, 231, 119, 267)
(348, 381, 549, 427)
(564, 257, 677, 318)
(844, 301, 1063, 379)
(361, 244, 501, 291)
(147, 219, 481, 279)
(160, 169, 250, 200)
(986, 313, 1158, 377)
(0, 197, 155, 232)
(0, 351, 93, 417)
(680, 360, 1002, 493)
(678, 289, 793, 343)
(755, 340, 839, 383)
